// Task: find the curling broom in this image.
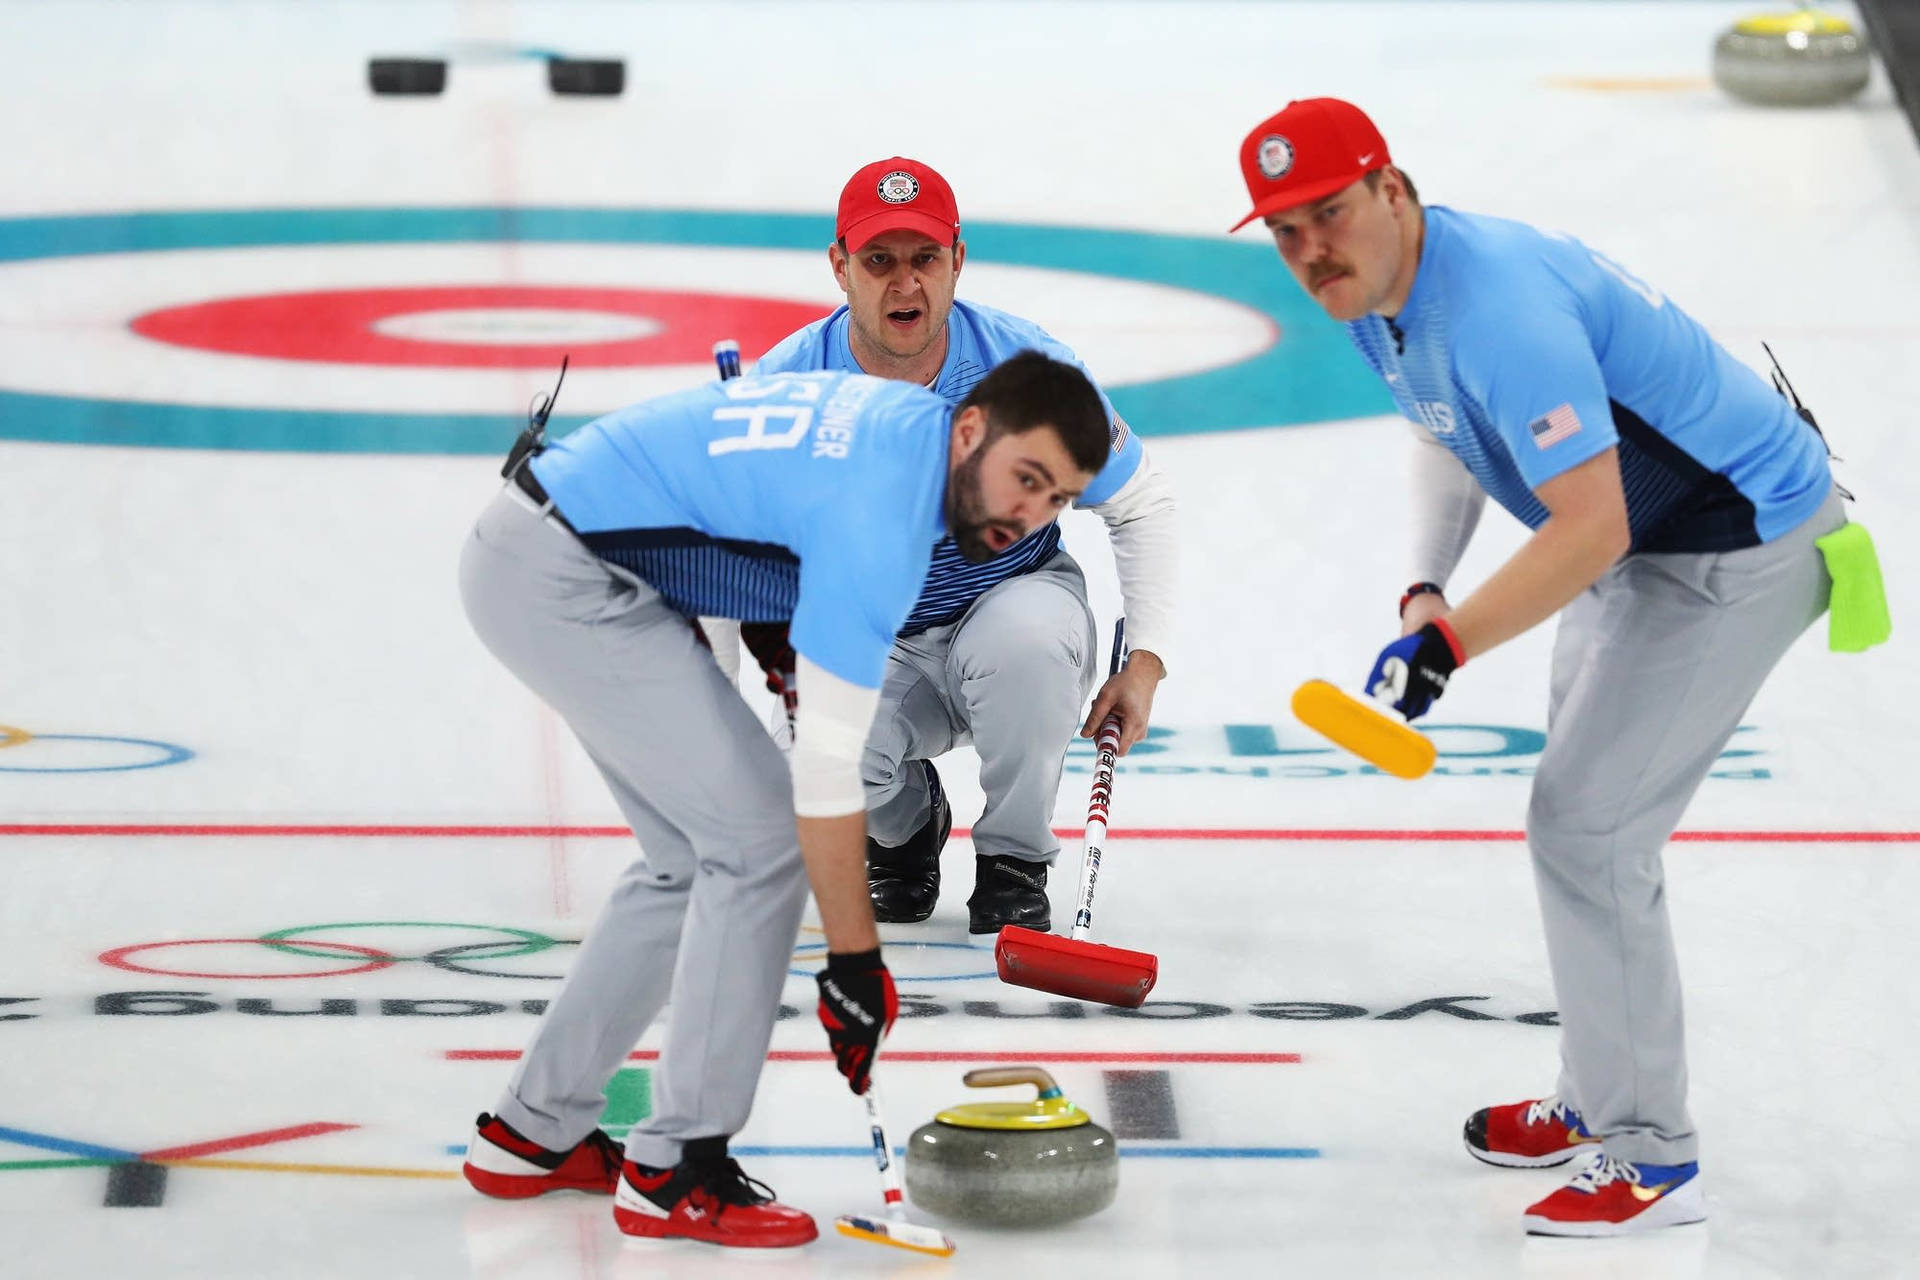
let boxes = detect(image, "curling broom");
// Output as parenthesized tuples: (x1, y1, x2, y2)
(994, 619, 1158, 1008)
(834, 1080, 956, 1258)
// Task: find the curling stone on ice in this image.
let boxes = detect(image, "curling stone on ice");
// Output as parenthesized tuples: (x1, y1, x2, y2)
(1712, 7, 1871, 106)
(904, 1066, 1117, 1227)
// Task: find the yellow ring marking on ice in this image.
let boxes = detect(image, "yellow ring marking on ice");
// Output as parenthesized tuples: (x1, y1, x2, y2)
(793, 924, 827, 964)
(0, 725, 32, 750)
(1546, 76, 1711, 93)
(159, 1156, 459, 1181)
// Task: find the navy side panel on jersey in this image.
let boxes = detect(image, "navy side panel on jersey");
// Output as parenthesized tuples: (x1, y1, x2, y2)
(755, 297, 1140, 634)
(1349, 207, 1831, 553)
(580, 528, 800, 623)
(901, 530, 1063, 630)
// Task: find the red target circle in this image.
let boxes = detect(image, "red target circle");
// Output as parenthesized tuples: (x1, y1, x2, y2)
(98, 937, 393, 979)
(129, 285, 830, 369)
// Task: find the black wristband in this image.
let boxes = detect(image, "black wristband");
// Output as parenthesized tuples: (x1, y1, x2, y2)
(824, 948, 883, 973)
(1399, 581, 1445, 617)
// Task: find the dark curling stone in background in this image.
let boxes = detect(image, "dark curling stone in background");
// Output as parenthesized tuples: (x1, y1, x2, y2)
(368, 58, 447, 96)
(548, 58, 625, 97)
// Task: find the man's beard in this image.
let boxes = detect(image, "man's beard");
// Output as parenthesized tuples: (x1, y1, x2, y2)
(945, 446, 1021, 564)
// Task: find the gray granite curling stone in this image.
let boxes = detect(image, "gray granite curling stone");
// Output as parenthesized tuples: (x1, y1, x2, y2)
(904, 1066, 1118, 1228)
(1713, 9, 1871, 106)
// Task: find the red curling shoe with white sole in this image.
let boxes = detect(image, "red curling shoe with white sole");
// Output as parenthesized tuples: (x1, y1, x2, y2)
(462, 1112, 622, 1198)
(1464, 1095, 1601, 1168)
(613, 1136, 818, 1248)
(1523, 1154, 1706, 1236)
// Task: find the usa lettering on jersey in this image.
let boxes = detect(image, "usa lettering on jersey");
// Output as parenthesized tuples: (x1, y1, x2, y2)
(706, 373, 830, 457)
(705, 372, 879, 461)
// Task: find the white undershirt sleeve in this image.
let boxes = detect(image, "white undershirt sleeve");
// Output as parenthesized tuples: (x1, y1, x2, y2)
(789, 654, 881, 818)
(1086, 446, 1179, 665)
(1407, 424, 1487, 589)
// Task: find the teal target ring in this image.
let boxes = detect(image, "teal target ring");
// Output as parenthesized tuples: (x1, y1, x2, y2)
(0, 206, 1388, 453)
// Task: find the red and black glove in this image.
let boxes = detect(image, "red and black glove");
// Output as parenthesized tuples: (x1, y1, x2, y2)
(740, 621, 798, 725)
(815, 948, 897, 1095)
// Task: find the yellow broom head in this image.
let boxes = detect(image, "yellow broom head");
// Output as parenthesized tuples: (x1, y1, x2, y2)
(1291, 679, 1437, 780)
(834, 1212, 956, 1257)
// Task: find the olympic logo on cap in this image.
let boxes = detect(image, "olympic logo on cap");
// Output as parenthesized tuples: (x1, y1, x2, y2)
(876, 171, 920, 203)
(1257, 135, 1295, 181)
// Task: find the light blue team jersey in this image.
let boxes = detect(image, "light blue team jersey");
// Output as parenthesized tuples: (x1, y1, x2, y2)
(1348, 206, 1831, 552)
(754, 298, 1143, 634)
(527, 372, 949, 688)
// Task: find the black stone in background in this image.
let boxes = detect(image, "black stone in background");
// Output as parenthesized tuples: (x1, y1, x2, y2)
(368, 58, 448, 97)
(104, 1161, 168, 1207)
(548, 58, 625, 97)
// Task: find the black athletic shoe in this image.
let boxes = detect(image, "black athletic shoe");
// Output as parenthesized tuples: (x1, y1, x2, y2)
(867, 761, 952, 923)
(967, 854, 1051, 934)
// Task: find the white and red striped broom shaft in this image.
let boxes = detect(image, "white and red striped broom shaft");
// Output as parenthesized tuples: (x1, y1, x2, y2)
(1070, 620, 1126, 941)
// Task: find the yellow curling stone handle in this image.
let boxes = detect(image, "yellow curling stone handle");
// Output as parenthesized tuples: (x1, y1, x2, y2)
(936, 1066, 1091, 1130)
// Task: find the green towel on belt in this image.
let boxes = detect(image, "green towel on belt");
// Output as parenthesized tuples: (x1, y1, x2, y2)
(1815, 522, 1891, 653)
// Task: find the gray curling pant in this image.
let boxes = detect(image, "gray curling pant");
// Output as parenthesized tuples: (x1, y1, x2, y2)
(1529, 486, 1845, 1165)
(864, 549, 1097, 864)
(458, 488, 810, 1169)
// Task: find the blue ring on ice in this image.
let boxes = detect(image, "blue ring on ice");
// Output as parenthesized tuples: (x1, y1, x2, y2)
(790, 938, 995, 983)
(0, 734, 195, 774)
(0, 207, 1390, 452)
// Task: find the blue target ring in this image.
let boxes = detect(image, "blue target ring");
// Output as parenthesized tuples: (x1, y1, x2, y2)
(0, 733, 195, 773)
(791, 938, 996, 983)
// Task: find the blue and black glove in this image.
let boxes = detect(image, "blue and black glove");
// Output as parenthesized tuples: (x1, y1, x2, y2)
(816, 949, 897, 1095)
(1365, 620, 1466, 721)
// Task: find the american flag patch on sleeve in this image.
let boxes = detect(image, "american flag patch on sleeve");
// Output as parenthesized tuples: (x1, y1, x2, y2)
(1109, 415, 1131, 455)
(1528, 404, 1582, 449)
